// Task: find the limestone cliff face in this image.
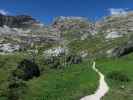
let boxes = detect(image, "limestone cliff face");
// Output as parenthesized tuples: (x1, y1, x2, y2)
(96, 11, 133, 34)
(0, 14, 40, 28)
(52, 16, 95, 32)
(51, 16, 97, 40)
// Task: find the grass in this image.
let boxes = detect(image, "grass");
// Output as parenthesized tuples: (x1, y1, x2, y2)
(23, 61, 98, 100)
(0, 53, 29, 100)
(67, 32, 130, 56)
(97, 53, 133, 100)
(0, 53, 99, 100)
(1, 42, 133, 100)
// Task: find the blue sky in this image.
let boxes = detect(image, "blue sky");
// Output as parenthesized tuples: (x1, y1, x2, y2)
(0, 0, 133, 24)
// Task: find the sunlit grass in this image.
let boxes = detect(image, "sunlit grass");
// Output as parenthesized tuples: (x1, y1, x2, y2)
(97, 54, 133, 100)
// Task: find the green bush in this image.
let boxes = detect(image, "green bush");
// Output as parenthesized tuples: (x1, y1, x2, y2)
(7, 77, 27, 100)
(44, 54, 82, 69)
(107, 71, 130, 82)
(44, 56, 63, 69)
(15, 59, 40, 80)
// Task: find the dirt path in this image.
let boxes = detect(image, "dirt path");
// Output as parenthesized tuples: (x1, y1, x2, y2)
(80, 61, 109, 100)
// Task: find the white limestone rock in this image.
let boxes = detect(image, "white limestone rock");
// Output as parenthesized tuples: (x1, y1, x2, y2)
(0, 43, 20, 53)
(44, 47, 68, 57)
(105, 31, 123, 39)
(0, 25, 31, 36)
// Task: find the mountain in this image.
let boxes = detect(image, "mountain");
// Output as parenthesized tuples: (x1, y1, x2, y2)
(0, 14, 41, 28)
(96, 11, 133, 39)
(52, 16, 96, 37)
(0, 13, 133, 57)
(1, 12, 133, 100)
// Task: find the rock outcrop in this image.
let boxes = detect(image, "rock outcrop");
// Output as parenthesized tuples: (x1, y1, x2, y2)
(0, 43, 20, 53)
(0, 25, 31, 35)
(96, 11, 133, 38)
(44, 46, 68, 57)
(52, 16, 96, 40)
(109, 41, 133, 57)
(0, 14, 40, 28)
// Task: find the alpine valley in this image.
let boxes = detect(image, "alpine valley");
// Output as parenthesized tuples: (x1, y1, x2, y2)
(0, 11, 133, 100)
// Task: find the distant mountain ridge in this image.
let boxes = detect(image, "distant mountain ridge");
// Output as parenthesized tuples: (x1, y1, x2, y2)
(0, 14, 40, 28)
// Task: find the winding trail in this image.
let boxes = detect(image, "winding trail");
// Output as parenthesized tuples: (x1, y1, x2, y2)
(80, 62, 109, 100)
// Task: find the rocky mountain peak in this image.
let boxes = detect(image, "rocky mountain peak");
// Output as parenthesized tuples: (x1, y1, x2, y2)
(0, 14, 40, 28)
(53, 16, 88, 22)
(95, 11, 133, 39)
(52, 16, 95, 36)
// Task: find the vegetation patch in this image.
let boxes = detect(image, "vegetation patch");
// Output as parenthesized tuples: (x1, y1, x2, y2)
(97, 53, 133, 100)
(15, 59, 40, 81)
(107, 71, 130, 82)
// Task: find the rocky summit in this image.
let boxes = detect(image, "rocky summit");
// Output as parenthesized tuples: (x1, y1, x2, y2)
(96, 11, 133, 38)
(0, 14, 40, 28)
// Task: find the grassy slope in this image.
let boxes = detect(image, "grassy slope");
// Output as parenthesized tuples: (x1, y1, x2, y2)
(0, 53, 29, 100)
(0, 32, 132, 100)
(23, 61, 98, 100)
(0, 53, 98, 100)
(67, 32, 130, 56)
(97, 54, 133, 100)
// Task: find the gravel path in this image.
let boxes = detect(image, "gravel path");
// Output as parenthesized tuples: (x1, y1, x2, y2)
(80, 61, 109, 100)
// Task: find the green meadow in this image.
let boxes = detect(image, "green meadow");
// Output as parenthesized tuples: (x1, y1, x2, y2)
(97, 54, 133, 100)
(0, 53, 98, 100)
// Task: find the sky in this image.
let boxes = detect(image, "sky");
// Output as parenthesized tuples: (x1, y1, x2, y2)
(0, 0, 133, 24)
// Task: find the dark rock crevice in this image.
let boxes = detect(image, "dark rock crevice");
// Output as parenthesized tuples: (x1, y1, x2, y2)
(112, 41, 133, 57)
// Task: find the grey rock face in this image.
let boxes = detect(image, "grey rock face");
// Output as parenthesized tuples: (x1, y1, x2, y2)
(111, 41, 133, 57)
(44, 47, 68, 57)
(0, 14, 39, 28)
(0, 43, 20, 53)
(96, 11, 133, 37)
(52, 16, 96, 36)
(0, 25, 31, 35)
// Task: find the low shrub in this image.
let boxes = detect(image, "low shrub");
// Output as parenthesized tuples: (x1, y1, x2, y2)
(66, 54, 82, 64)
(44, 54, 82, 69)
(13, 59, 40, 81)
(7, 77, 27, 100)
(107, 71, 130, 82)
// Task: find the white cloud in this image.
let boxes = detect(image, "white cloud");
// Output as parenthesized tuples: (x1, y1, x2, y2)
(0, 9, 9, 15)
(108, 8, 128, 16)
